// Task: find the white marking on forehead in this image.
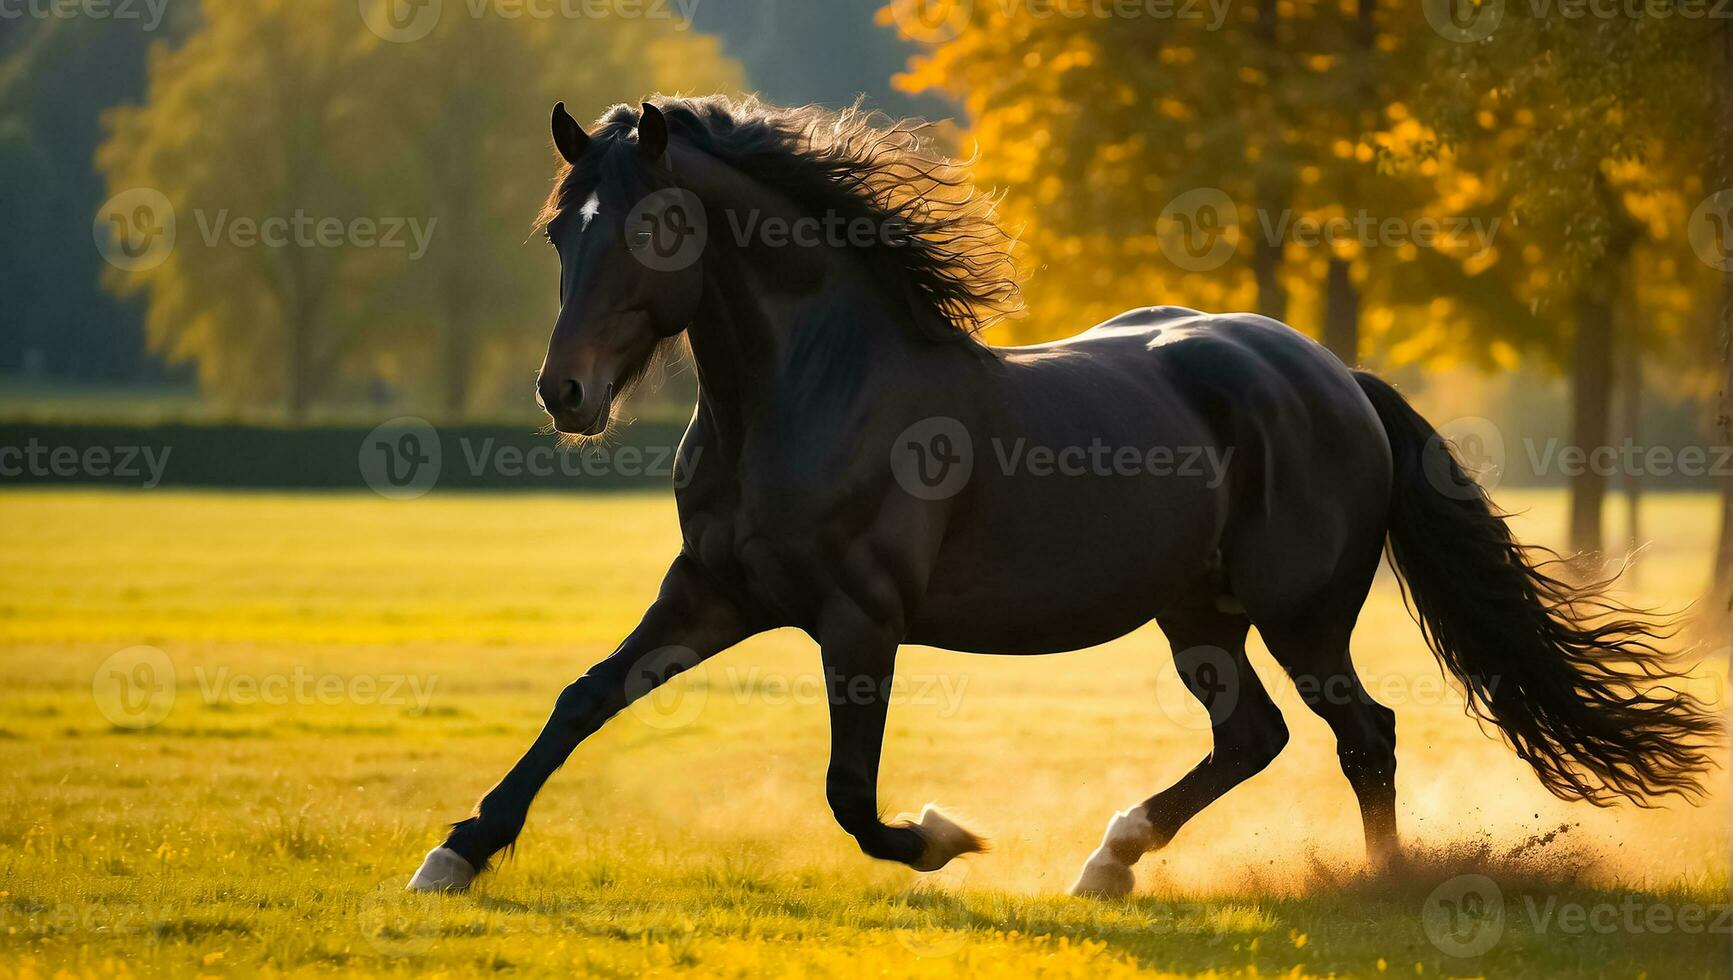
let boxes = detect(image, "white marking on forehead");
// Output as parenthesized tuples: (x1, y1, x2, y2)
(579, 192, 600, 230)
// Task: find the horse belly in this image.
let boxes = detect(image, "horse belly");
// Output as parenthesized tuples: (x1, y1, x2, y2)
(906, 471, 1221, 654)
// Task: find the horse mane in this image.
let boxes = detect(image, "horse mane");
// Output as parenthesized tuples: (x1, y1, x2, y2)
(540, 95, 1023, 342)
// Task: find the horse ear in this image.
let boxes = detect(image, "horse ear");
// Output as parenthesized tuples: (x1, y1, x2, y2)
(552, 101, 588, 165)
(637, 101, 669, 162)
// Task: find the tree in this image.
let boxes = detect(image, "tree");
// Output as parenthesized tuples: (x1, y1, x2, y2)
(98, 0, 402, 419)
(1422, 11, 1722, 560)
(884, 0, 1526, 368)
(372, 12, 742, 419)
(0, 12, 196, 381)
(99, 0, 745, 421)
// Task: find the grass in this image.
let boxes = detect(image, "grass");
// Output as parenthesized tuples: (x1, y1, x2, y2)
(0, 489, 1726, 977)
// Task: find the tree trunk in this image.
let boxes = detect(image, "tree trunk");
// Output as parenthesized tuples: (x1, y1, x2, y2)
(1323, 257, 1360, 365)
(1253, 178, 1288, 323)
(1714, 19, 1733, 619)
(1569, 288, 1615, 557)
(440, 286, 472, 421)
(1252, 0, 1287, 324)
(1619, 311, 1642, 581)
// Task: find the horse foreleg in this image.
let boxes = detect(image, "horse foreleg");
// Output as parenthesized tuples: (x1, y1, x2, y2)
(408, 555, 755, 891)
(818, 601, 985, 872)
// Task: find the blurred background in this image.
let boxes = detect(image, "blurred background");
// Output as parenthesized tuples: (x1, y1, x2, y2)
(3, 1, 1727, 603)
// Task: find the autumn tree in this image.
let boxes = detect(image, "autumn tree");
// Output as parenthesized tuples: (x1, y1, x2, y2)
(1423, 10, 1723, 560)
(372, 11, 742, 418)
(100, 0, 744, 420)
(98, 0, 403, 419)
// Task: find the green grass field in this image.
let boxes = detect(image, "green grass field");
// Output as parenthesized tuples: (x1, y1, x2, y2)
(1, 489, 1727, 977)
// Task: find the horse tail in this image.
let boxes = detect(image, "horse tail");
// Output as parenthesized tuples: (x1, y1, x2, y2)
(1352, 370, 1721, 805)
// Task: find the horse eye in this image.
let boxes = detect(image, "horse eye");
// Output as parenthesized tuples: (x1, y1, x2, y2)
(627, 229, 654, 251)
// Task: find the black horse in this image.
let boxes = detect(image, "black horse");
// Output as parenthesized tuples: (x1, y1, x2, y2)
(409, 96, 1719, 896)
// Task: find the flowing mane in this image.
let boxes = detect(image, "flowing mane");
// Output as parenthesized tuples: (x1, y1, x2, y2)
(540, 95, 1023, 342)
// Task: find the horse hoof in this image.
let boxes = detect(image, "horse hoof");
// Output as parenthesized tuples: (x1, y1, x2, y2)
(902, 804, 987, 872)
(1070, 806, 1156, 898)
(1069, 855, 1135, 898)
(406, 846, 477, 892)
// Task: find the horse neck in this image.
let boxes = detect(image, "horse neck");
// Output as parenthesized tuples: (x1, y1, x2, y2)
(679, 158, 929, 452)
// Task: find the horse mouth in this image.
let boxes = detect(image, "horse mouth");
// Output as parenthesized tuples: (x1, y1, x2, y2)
(559, 384, 613, 436)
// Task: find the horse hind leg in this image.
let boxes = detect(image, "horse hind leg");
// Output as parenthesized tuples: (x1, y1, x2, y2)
(1070, 602, 1289, 898)
(1258, 604, 1400, 868)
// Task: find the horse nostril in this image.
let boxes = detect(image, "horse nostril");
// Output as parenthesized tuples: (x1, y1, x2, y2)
(559, 379, 583, 411)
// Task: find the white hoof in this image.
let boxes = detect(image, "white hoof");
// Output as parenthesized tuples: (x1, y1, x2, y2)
(1069, 806, 1156, 898)
(1069, 854, 1136, 898)
(406, 846, 476, 892)
(900, 804, 986, 872)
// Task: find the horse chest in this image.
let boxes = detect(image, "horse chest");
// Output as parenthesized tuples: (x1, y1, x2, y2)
(680, 493, 906, 629)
